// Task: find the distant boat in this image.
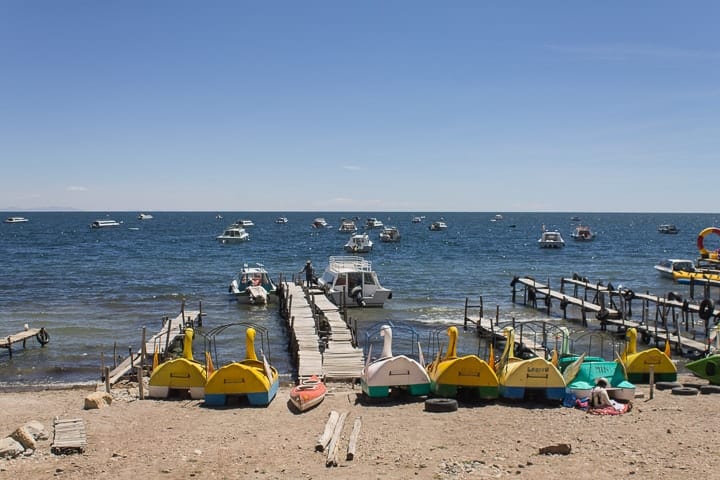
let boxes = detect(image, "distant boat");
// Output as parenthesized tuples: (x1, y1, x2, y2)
(274, 216, 288, 224)
(365, 217, 384, 229)
(137, 213, 153, 220)
(378, 226, 401, 243)
(658, 224, 679, 234)
(538, 226, 565, 248)
(237, 219, 255, 227)
(429, 220, 448, 231)
(570, 225, 595, 241)
(312, 217, 329, 228)
(344, 233, 373, 253)
(216, 225, 250, 244)
(4, 217, 28, 223)
(490, 214, 503, 222)
(90, 219, 121, 228)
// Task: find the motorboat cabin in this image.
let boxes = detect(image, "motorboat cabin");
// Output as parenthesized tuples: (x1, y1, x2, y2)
(237, 219, 255, 227)
(379, 226, 401, 242)
(137, 213, 153, 220)
(429, 220, 448, 231)
(654, 259, 696, 279)
(365, 217, 384, 229)
(312, 217, 329, 228)
(228, 263, 278, 304)
(317, 256, 392, 308)
(338, 219, 358, 233)
(570, 225, 595, 241)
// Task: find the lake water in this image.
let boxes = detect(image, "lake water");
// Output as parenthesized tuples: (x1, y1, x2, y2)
(1, 211, 718, 387)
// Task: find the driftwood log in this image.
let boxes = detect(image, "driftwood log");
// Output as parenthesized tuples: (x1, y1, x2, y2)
(346, 417, 362, 461)
(316, 410, 339, 452)
(325, 412, 348, 467)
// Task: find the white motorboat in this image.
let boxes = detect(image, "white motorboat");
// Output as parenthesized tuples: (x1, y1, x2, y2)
(237, 219, 255, 227)
(90, 219, 121, 228)
(228, 263, 278, 304)
(491, 214, 503, 222)
(411, 216, 423, 223)
(429, 220, 448, 231)
(338, 219, 358, 233)
(344, 233, 373, 253)
(217, 225, 250, 244)
(275, 216, 288, 224)
(312, 217, 329, 228)
(137, 213, 153, 220)
(654, 258, 696, 279)
(4, 217, 29, 223)
(365, 217, 384, 229)
(658, 224, 679, 234)
(538, 226, 565, 248)
(570, 225, 595, 241)
(317, 256, 392, 308)
(378, 226, 401, 242)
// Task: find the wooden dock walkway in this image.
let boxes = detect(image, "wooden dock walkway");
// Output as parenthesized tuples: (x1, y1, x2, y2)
(1, 326, 49, 357)
(281, 282, 364, 381)
(106, 307, 203, 385)
(509, 275, 713, 356)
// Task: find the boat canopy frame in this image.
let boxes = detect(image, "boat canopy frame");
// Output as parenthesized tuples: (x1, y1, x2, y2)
(200, 322, 272, 367)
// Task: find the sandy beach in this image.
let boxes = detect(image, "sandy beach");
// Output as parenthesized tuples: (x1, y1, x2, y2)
(1, 374, 719, 479)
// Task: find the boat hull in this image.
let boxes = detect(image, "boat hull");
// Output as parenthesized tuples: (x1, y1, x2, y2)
(624, 349, 677, 383)
(148, 358, 207, 400)
(289, 376, 327, 412)
(685, 354, 720, 385)
(498, 357, 566, 401)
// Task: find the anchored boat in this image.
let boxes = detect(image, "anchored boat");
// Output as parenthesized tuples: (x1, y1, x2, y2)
(317, 256, 392, 308)
(228, 263, 277, 304)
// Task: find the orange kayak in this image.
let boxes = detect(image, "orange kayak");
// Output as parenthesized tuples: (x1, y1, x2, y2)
(289, 375, 327, 412)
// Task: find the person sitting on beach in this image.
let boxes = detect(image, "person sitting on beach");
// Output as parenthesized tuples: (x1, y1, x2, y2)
(591, 377, 613, 408)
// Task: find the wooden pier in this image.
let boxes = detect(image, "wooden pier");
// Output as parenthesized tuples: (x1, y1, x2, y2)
(105, 305, 203, 386)
(509, 275, 714, 356)
(279, 281, 364, 381)
(1, 326, 49, 357)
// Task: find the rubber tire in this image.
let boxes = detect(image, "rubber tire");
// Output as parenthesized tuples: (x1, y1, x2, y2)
(699, 385, 720, 395)
(699, 299, 714, 321)
(682, 382, 705, 389)
(671, 386, 699, 396)
(424, 398, 458, 413)
(596, 308, 610, 321)
(655, 381, 682, 390)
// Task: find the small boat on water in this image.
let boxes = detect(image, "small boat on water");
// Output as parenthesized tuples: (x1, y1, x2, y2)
(204, 326, 279, 407)
(658, 224, 679, 234)
(411, 216, 424, 223)
(378, 226, 401, 242)
(538, 226, 565, 248)
(312, 217, 329, 228)
(619, 327, 676, 383)
(90, 219, 121, 228)
(365, 217, 384, 229)
(344, 232, 373, 253)
(361, 323, 430, 399)
(216, 224, 250, 244)
(317, 256, 392, 308)
(4, 217, 29, 223)
(289, 375, 327, 412)
(274, 216, 288, 224)
(491, 214, 503, 222)
(148, 327, 207, 400)
(429, 220, 448, 231)
(338, 219, 358, 233)
(137, 213, 153, 220)
(570, 225, 595, 241)
(228, 263, 278, 304)
(237, 219, 255, 227)
(426, 326, 498, 400)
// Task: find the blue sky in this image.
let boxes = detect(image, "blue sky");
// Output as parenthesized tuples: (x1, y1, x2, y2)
(2, 2, 718, 212)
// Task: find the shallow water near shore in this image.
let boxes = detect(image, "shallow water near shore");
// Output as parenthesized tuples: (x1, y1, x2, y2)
(1, 211, 718, 386)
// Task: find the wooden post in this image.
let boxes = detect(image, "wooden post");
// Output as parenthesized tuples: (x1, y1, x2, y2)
(649, 366, 655, 400)
(113, 342, 117, 369)
(347, 417, 362, 461)
(129, 346, 134, 369)
(104, 366, 110, 393)
(141, 327, 147, 367)
(137, 365, 144, 400)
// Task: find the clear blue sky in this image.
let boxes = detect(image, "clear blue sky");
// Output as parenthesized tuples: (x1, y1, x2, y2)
(2, 2, 718, 212)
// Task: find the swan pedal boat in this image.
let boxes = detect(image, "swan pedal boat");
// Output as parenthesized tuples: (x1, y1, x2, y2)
(426, 326, 498, 400)
(204, 327, 279, 407)
(148, 327, 207, 400)
(361, 324, 430, 398)
(619, 327, 676, 383)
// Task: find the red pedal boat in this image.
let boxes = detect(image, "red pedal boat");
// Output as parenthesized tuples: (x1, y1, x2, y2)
(289, 375, 327, 412)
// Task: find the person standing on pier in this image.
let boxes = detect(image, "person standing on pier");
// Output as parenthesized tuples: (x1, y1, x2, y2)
(300, 260, 314, 288)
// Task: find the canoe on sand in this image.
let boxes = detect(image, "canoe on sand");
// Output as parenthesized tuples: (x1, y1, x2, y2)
(289, 376, 327, 412)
